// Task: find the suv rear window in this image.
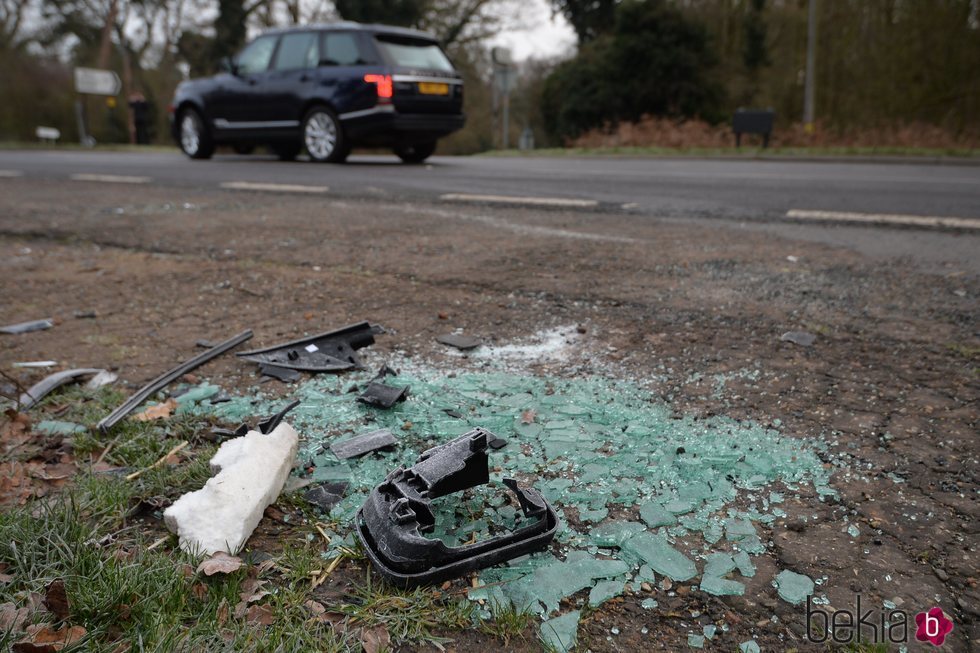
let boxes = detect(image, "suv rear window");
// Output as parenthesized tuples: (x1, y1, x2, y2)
(374, 36, 454, 72)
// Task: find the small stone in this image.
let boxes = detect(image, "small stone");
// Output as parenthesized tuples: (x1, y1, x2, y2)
(640, 582, 652, 592)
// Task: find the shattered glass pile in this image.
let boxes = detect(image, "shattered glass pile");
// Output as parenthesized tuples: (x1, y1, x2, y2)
(195, 370, 832, 648)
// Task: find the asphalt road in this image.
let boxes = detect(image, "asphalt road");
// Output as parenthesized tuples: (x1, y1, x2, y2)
(1, 148, 979, 221)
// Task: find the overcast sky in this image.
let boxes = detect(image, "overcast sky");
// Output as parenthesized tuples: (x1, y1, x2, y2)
(487, 0, 577, 62)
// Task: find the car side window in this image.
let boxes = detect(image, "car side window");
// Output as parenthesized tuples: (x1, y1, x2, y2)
(274, 32, 318, 71)
(236, 36, 277, 75)
(320, 32, 368, 66)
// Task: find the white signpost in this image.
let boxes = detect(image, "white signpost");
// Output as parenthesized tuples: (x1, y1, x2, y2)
(73, 67, 121, 146)
(74, 67, 122, 96)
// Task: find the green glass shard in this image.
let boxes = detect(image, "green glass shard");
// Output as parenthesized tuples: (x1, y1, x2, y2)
(175, 382, 220, 405)
(733, 551, 756, 577)
(774, 570, 815, 605)
(703, 624, 716, 639)
(739, 640, 761, 653)
(725, 519, 756, 541)
(589, 579, 625, 607)
(700, 575, 745, 596)
(703, 553, 737, 578)
(641, 598, 658, 609)
(35, 420, 86, 435)
(639, 502, 676, 528)
(539, 610, 580, 653)
(620, 532, 697, 582)
(590, 521, 643, 549)
(687, 633, 705, 648)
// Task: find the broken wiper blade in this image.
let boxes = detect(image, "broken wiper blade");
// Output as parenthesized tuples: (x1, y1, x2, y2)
(236, 321, 383, 372)
(97, 330, 253, 434)
(356, 428, 559, 587)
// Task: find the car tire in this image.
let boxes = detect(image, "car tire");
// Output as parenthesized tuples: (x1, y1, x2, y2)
(272, 142, 302, 161)
(302, 106, 348, 163)
(394, 141, 436, 164)
(178, 107, 214, 160)
(233, 143, 255, 155)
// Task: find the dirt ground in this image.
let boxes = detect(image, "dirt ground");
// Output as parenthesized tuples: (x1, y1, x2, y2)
(1, 178, 977, 651)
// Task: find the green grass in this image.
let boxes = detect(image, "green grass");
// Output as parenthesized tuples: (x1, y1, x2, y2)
(0, 140, 177, 153)
(480, 145, 980, 159)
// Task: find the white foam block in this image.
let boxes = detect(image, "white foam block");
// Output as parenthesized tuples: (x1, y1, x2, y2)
(164, 422, 299, 555)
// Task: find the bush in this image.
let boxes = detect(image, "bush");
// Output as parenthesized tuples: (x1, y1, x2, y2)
(542, 0, 724, 142)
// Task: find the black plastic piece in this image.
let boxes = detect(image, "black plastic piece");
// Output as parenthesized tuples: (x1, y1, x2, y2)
(259, 364, 301, 382)
(356, 428, 559, 587)
(304, 482, 349, 512)
(357, 382, 409, 409)
(257, 399, 300, 434)
(236, 321, 382, 372)
(436, 333, 482, 350)
(97, 330, 253, 434)
(330, 428, 396, 459)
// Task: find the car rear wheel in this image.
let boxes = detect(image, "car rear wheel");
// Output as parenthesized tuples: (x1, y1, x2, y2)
(178, 108, 214, 160)
(302, 107, 348, 163)
(394, 141, 436, 164)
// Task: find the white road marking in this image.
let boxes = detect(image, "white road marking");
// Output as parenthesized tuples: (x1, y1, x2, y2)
(220, 181, 328, 193)
(70, 173, 150, 184)
(440, 193, 599, 208)
(0, 170, 24, 177)
(786, 209, 980, 230)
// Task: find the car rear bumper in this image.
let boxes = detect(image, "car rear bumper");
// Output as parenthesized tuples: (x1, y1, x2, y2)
(340, 106, 465, 144)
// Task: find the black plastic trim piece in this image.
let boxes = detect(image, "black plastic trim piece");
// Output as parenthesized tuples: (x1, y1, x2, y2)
(236, 321, 383, 372)
(97, 330, 253, 434)
(356, 428, 559, 587)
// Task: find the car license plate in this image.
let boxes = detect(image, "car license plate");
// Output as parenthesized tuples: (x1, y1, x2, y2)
(418, 82, 449, 96)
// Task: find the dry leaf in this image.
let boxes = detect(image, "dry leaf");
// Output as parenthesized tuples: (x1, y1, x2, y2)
(190, 583, 208, 600)
(360, 624, 391, 653)
(254, 558, 276, 575)
(133, 399, 177, 422)
(0, 572, 13, 584)
(196, 552, 244, 576)
(304, 600, 325, 616)
(245, 603, 275, 627)
(1, 602, 30, 633)
(215, 599, 229, 627)
(43, 580, 70, 621)
(233, 600, 248, 620)
(520, 409, 537, 424)
(12, 623, 86, 652)
(238, 578, 269, 604)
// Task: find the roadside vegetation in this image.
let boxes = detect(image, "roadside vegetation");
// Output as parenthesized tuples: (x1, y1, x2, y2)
(0, 386, 534, 651)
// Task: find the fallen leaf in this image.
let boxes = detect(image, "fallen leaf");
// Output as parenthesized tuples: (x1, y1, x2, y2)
(133, 398, 177, 422)
(0, 572, 13, 584)
(244, 603, 275, 627)
(12, 623, 86, 652)
(238, 578, 269, 604)
(1, 602, 30, 633)
(520, 409, 537, 424)
(254, 558, 276, 575)
(43, 580, 70, 621)
(360, 624, 391, 653)
(304, 600, 325, 616)
(215, 599, 230, 626)
(317, 611, 348, 632)
(196, 552, 244, 576)
(190, 583, 208, 600)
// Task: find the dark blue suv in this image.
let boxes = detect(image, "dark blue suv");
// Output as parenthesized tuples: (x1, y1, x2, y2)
(169, 23, 465, 163)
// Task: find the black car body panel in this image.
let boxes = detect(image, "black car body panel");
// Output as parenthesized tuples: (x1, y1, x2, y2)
(170, 22, 465, 159)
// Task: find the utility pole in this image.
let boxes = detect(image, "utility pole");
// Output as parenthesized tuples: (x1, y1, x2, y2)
(803, 0, 817, 134)
(491, 47, 514, 150)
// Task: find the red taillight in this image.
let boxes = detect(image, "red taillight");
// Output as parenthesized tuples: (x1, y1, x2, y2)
(363, 74, 393, 101)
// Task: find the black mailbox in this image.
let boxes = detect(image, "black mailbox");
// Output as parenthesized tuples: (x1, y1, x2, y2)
(733, 108, 775, 148)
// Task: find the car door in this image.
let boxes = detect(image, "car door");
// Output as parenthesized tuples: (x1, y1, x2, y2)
(263, 31, 320, 125)
(318, 31, 380, 115)
(208, 34, 279, 127)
